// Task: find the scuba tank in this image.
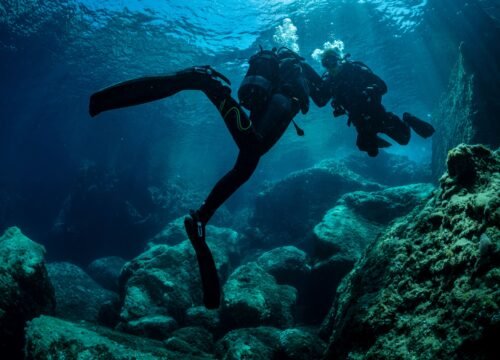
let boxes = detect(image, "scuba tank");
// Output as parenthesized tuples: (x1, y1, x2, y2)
(238, 47, 280, 112)
(276, 47, 310, 114)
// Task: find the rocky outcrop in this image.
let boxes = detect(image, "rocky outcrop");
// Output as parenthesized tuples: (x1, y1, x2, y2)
(47, 262, 118, 322)
(221, 262, 297, 329)
(429, 0, 500, 178)
(305, 183, 434, 323)
(215, 326, 326, 360)
(164, 326, 214, 357)
(118, 222, 238, 338)
(341, 151, 432, 186)
(25, 315, 214, 360)
(252, 160, 383, 246)
(256, 246, 311, 288)
(322, 144, 499, 359)
(0, 227, 55, 359)
(87, 256, 126, 292)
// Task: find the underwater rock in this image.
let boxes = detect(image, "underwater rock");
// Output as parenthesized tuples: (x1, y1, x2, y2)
(118, 232, 233, 337)
(119, 314, 178, 340)
(215, 327, 282, 360)
(184, 306, 221, 333)
(276, 328, 327, 360)
(0, 227, 55, 359)
(87, 256, 126, 292)
(341, 151, 432, 186)
(256, 245, 311, 289)
(215, 326, 325, 360)
(221, 262, 297, 329)
(306, 183, 435, 322)
(252, 160, 383, 247)
(321, 144, 499, 359)
(47, 262, 118, 322)
(164, 326, 214, 356)
(25, 315, 214, 360)
(431, 39, 500, 178)
(151, 216, 242, 259)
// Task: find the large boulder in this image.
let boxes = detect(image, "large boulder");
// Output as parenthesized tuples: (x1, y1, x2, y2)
(305, 183, 435, 322)
(251, 160, 383, 247)
(0, 227, 55, 359)
(427, 1, 500, 178)
(87, 256, 126, 292)
(322, 145, 500, 359)
(25, 315, 214, 360)
(341, 151, 432, 186)
(256, 246, 311, 288)
(215, 327, 282, 360)
(215, 327, 326, 360)
(164, 326, 214, 357)
(47, 262, 118, 322)
(221, 262, 297, 329)
(118, 224, 237, 338)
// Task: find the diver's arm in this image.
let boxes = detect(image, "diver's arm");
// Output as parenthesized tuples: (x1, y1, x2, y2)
(301, 62, 331, 107)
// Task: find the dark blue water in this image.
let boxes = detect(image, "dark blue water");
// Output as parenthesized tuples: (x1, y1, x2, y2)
(0, 0, 489, 260)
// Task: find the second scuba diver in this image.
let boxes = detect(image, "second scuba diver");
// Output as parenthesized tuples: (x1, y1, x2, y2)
(88, 47, 325, 309)
(314, 48, 435, 156)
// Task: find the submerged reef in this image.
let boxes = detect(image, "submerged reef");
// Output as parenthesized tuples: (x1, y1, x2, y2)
(322, 144, 499, 359)
(2, 144, 498, 360)
(252, 160, 382, 247)
(0, 227, 55, 359)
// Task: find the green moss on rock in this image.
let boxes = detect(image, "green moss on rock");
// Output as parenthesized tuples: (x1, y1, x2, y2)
(322, 145, 499, 360)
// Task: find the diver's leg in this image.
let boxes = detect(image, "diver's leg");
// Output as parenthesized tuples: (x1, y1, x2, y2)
(196, 150, 260, 224)
(89, 66, 231, 117)
(252, 93, 296, 154)
(379, 111, 411, 145)
(184, 150, 259, 309)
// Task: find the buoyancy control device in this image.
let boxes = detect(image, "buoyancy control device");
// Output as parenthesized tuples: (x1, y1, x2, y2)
(238, 48, 280, 112)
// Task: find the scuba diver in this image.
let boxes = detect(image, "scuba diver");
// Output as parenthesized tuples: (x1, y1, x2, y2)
(314, 48, 435, 156)
(88, 47, 324, 309)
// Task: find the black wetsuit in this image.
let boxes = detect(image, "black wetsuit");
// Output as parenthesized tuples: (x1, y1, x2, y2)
(89, 57, 324, 226)
(312, 59, 411, 156)
(197, 57, 325, 224)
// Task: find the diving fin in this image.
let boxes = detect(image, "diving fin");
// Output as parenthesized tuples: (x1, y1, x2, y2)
(89, 75, 177, 117)
(184, 212, 220, 309)
(89, 66, 231, 117)
(403, 112, 435, 139)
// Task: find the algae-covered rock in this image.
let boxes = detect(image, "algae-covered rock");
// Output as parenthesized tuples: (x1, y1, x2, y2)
(215, 326, 325, 360)
(184, 306, 221, 333)
(256, 246, 310, 287)
(215, 327, 281, 360)
(25, 315, 214, 360)
(47, 261, 118, 322)
(0, 227, 55, 359)
(277, 328, 326, 360)
(87, 256, 126, 292)
(150, 216, 242, 263)
(322, 145, 500, 360)
(251, 160, 383, 246)
(119, 226, 235, 337)
(221, 262, 297, 329)
(341, 151, 432, 186)
(307, 183, 434, 322)
(164, 326, 214, 356)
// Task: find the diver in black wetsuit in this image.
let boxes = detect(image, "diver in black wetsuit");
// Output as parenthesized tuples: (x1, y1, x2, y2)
(313, 49, 435, 157)
(88, 47, 324, 309)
